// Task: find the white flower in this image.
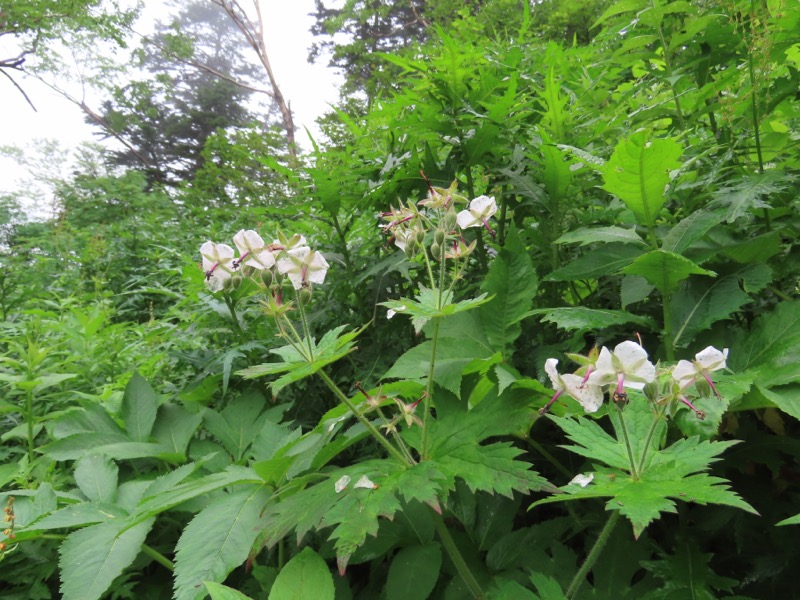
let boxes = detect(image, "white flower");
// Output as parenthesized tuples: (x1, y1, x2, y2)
(588, 341, 656, 392)
(672, 346, 728, 397)
(200, 241, 235, 292)
(456, 195, 497, 229)
(272, 233, 307, 251)
(568, 473, 594, 487)
(542, 358, 604, 413)
(232, 229, 275, 270)
(354, 475, 378, 490)
(276, 246, 330, 290)
(335, 475, 351, 493)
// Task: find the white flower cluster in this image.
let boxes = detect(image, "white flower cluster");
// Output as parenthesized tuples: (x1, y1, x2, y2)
(200, 230, 329, 292)
(542, 342, 728, 419)
(379, 181, 497, 260)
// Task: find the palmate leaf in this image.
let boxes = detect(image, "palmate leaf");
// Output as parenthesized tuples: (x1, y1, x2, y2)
(707, 171, 789, 223)
(238, 325, 363, 397)
(381, 287, 492, 334)
(532, 401, 756, 537)
(174, 485, 273, 600)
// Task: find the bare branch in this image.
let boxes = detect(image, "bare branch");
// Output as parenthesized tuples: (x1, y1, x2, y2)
(0, 68, 37, 111)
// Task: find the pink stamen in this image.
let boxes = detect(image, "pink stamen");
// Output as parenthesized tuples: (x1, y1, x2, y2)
(481, 219, 496, 239)
(579, 366, 595, 389)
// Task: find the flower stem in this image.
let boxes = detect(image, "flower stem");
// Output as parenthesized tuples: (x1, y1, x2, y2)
(565, 511, 620, 599)
(615, 403, 639, 479)
(293, 288, 315, 357)
(636, 404, 666, 473)
(25, 388, 35, 466)
(317, 370, 411, 466)
(432, 510, 484, 599)
(222, 293, 246, 343)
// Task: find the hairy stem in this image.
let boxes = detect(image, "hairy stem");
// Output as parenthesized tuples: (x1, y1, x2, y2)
(615, 403, 639, 479)
(421, 317, 441, 459)
(141, 544, 174, 571)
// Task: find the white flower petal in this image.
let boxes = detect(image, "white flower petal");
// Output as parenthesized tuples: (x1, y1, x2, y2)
(470, 195, 497, 218)
(335, 475, 351, 493)
(563, 374, 604, 413)
(672, 360, 697, 389)
(695, 346, 728, 372)
(569, 473, 594, 487)
(544, 358, 562, 390)
(456, 209, 478, 229)
(354, 475, 377, 490)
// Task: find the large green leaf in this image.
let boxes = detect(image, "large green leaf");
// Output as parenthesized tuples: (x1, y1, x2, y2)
(386, 543, 442, 600)
(545, 243, 645, 281)
(731, 300, 800, 373)
(59, 517, 154, 600)
(121, 372, 159, 442)
(204, 391, 267, 461)
(74, 454, 118, 503)
(527, 308, 656, 332)
(205, 582, 254, 600)
(602, 132, 683, 228)
(556, 226, 647, 247)
(174, 485, 273, 600)
(151, 403, 203, 456)
(623, 250, 715, 295)
(268, 547, 334, 600)
(479, 225, 538, 354)
(660, 210, 724, 254)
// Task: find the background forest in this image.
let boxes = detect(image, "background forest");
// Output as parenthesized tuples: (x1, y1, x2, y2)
(1, 0, 800, 598)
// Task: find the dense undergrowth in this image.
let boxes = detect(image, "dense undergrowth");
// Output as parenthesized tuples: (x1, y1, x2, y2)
(1, 0, 800, 598)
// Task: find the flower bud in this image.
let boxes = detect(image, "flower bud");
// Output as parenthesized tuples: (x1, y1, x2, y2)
(404, 238, 417, 256)
(443, 207, 457, 230)
(261, 269, 274, 287)
(434, 229, 446, 246)
(222, 276, 234, 290)
(230, 275, 243, 290)
(300, 286, 313, 305)
(431, 242, 442, 260)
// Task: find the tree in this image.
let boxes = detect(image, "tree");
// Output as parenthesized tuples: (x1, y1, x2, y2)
(0, 0, 137, 108)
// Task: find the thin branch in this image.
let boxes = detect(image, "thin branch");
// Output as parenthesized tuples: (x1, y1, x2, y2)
(0, 68, 37, 111)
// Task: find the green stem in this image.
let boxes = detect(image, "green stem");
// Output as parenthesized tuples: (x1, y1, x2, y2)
(293, 289, 315, 357)
(615, 403, 639, 479)
(746, 2, 770, 230)
(223, 293, 246, 343)
(432, 511, 485, 599)
(25, 388, 34, 465)
(637, 404, 666, 474)
(141, 543, 174, 571)
(525, 436, 573, 480)
(565, 511, 621, 599)
(662, 292, 676, 362)
(317, 370, 411, 466)
(654, 15, 685, 129)
(421, 317, 441, 459)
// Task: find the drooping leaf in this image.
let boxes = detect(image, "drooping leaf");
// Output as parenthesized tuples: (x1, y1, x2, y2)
(546, 243, 645, 281)
(623, 250, 715, 295)
(121, 372, 159, 442)
(527, 308, 656, 332)
(205, 581, 255, 600)
(386, 543, 442, 600)
(59, 517, 154, 600)
(556, 226, 647, 247)
(602, 132, 683, 228)
(74, 454, 118, 503)
(479, 224, 538, 354)
(268, 547, 334, 600)
(174, 485, 273, 600)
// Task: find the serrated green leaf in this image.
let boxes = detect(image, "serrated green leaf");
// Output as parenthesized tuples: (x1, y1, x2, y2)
(660, 210, 724, 254)
(386, 544, 442, 600)
(602, 133, 683, 228)
(204, 391, 267, 461)
(205, 581, 255, 600)
(546, 243, 645, 281)
(30, 502, 127, 530)
(122, 372, 159, 442)
(671, 274, 751, 347)
(479, 225, 538, 353)
(59, 517, 154, 600)
(620, 275, 655, 308)
(174, 485, 273, 600)
(74, 454, 118, 503)
(556, 226, 647, 247)
(776, 513, 800, 526)
(731, 300, 800, 373)
(268, 547, 334, 600)
(708, 171, 787, 223)
(722, 231, 781, 263)
(623, 250, 715, 295)
(43, 436, 176, 462)
(527, 307, 656, 331)
(151, 403, 203, 456)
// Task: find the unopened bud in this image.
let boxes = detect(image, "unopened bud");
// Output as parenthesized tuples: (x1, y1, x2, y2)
(434, 229, 446, 246)
(443, 208, 457, 230)
(231, 276, 243, 290)
(300, 287, 313, 305)
(261, 269, 274, 287)
(431, 242, 442, 260)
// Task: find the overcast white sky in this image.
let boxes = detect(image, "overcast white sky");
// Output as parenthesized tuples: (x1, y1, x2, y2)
(0, 0, 342, 209)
